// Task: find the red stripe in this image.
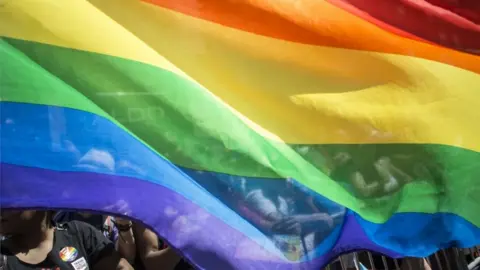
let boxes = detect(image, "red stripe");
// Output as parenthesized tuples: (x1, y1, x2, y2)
(327, 0, 480, 54)
(426, 0, 480, 24)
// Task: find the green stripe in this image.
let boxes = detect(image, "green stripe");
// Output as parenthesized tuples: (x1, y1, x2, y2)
(2, 37, 480, 227)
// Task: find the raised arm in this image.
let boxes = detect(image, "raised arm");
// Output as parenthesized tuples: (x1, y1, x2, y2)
(133, 222, 181, 270)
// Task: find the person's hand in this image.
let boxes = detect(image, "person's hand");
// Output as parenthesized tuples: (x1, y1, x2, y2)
(332, 151, 416, 198)
(271, 217, 302, 234)
(115, 217, 132, 226)
(312, 213, 334, 228)
(289, 213, 334, 229)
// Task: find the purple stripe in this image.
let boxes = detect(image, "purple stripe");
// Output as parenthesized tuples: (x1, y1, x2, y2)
(0, 163, 399, 269)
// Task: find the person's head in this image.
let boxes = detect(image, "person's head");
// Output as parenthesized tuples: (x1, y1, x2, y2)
(0, 210, 53, 237)
(78, 212, 93, 218)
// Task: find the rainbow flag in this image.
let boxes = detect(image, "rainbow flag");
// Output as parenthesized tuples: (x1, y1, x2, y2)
(1, 0, 479, 268)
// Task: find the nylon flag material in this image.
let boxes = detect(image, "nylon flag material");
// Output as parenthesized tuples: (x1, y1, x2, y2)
(1, 0, 480, 269)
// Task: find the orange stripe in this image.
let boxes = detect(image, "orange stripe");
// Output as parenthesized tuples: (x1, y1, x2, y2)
(144, 0, 480, 74)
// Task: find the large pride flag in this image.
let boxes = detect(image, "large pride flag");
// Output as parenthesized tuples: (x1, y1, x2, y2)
(1, 0, 480, 268)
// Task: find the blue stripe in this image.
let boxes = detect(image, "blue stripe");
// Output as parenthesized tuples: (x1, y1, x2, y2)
(355, 212, 480, 257)
(0, 101, 343, 261)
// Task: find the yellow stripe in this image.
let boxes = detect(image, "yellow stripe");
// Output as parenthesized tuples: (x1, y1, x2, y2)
(2, 0, 479, 152)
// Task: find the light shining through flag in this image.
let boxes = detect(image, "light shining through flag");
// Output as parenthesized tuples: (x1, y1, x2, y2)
(1, 0, 479, 268)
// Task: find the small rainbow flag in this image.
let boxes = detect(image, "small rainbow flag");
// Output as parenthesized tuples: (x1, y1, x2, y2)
(1, 0, 479, 268)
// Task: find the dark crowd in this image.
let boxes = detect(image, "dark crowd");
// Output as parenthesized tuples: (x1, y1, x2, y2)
(0, 210, 194, 270)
